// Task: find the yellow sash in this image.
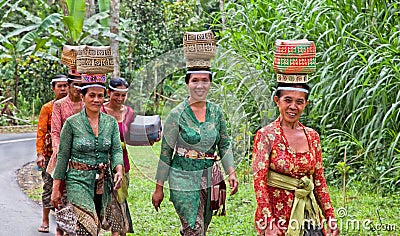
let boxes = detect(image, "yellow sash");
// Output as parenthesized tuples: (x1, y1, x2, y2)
(267, 170, 321, 236)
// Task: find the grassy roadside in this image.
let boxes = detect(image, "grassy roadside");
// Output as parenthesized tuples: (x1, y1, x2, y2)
(0, 125, 36, 133)
(19, 144, 399, 235)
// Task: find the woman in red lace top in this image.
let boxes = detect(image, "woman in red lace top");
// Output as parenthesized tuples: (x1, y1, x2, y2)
(252, 83, 339, 236)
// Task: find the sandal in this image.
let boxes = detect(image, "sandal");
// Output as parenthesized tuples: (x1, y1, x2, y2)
(38, 225, 49, 233)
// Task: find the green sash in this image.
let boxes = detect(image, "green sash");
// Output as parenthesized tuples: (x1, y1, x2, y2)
(267, 170, 321, 236)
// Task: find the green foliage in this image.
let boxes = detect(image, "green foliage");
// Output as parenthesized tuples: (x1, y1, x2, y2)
(217, 0, 399, 193)
(0, 53, 67, 124)
(63, 0, 86, 43)
(119, 0, 200, 114)
(119, 0, 196, 69)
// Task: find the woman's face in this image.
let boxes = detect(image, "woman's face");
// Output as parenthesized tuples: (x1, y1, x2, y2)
(107, 86, 128, 106)
(187, 73, 211, 102)
(274, 90, 309, 124)
(82, 87, 105, 113)
(52, 81, 68, 100)
(69, 81, 82, 99)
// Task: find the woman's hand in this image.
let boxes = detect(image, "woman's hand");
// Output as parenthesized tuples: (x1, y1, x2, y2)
(155, 131, 162, 142)
(36, 154, 45, 170)
(51, 179, 63, 208)
(228, 171, 239, 195)
(113, 165, 124, 190)
(327, 218, 340, 236)
(152, 181, 164, 212)
(150, 131, 162, 146)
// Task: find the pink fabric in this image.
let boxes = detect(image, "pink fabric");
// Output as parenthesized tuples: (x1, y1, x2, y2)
(46, 95, 83, 175)
(101, 105, 135, 173)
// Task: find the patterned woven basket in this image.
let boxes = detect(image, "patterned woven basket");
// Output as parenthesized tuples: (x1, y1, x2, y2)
(183, 30, 216, 68)
(76, 46, 114, 74)
(273, 39, 316, 74)
(61, 45, 84, 69)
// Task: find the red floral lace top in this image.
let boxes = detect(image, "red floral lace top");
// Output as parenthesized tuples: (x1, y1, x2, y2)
(252, 117, 335, 235)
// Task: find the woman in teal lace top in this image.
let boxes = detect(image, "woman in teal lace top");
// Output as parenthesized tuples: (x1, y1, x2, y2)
(152, 69, 239, 235)
(51, 82, 124, 235)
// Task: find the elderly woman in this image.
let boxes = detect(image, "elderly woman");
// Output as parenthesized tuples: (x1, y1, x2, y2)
(253, 38, 340, 236)
(252, 82, 340, 236)
(152, 68, 239, 235)
(51, 81, 124, 236)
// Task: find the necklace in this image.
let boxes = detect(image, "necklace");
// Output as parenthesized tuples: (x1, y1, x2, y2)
(89, 119, 98, 129)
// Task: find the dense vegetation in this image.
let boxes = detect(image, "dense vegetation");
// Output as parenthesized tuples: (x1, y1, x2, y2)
(1, 0, 398, 196)
(218, 0, 400, 194)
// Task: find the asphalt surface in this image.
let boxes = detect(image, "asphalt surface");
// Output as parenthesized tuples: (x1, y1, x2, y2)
(0, 132, 56, 235)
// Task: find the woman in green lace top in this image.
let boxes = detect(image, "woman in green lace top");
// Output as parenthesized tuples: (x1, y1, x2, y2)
(152, 69, 239, 235)
(51, 82, 124, 235)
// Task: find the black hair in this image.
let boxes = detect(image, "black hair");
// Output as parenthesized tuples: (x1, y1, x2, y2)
(67, 74, 81, 85)
(51, 74, 67, 88)
(185, 68, 212, 84)
(109, 78, 129, 91)
(275, 82, 310, 100)
(80, 83, 107, 96)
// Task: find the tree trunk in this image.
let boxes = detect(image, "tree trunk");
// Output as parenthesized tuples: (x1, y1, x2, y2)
(196, 0, 202, 16)
(85, 0, 96, 18)
(13, 63, 19, 108)
(60, 0, 69, 16)
(128, 41, 134, 80)
(110, 0, 121, 77)
(220, 0, 225, 31)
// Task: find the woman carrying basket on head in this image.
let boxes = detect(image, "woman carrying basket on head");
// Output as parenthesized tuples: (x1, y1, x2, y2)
(151, 30, 238, 236)
(252, 40, 339, 236)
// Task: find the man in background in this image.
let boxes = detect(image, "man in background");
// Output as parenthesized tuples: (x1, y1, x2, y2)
(36, 74, 68, 233)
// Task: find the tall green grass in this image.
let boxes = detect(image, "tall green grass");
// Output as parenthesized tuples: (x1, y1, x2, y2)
(215, 0, 399, 193)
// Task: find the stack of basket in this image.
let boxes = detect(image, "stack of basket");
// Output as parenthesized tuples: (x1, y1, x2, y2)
(273, 39, 316, 83)
(183, 30, 216, 69)
(61, 45, 114, 83)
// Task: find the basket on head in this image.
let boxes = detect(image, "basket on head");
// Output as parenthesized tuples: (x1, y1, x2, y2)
(61, 45, 85, 69)
(183, 30, 216, 69)
(76, 45, 114, 74)
(273, 39, 316, 75)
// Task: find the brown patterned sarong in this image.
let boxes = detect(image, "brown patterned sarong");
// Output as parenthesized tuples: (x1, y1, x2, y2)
(178, 177, 210, 236)
(73, 204, 99, 236)
(42, 156, 53, 209)
(102, 175, 133, 233)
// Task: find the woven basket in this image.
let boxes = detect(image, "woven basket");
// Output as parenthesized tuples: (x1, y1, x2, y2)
(76, 46, 114, 74)
(183, 30, 216, 68)
(61, 45, 84, 69)
(273, 39, 316, 74)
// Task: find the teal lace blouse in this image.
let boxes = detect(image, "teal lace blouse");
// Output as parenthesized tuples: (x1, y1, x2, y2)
(155, 98, 234, 228)
(53, 109, 123, 217)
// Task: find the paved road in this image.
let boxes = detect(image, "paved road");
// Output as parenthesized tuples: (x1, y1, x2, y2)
(0, 132, 56, 235)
